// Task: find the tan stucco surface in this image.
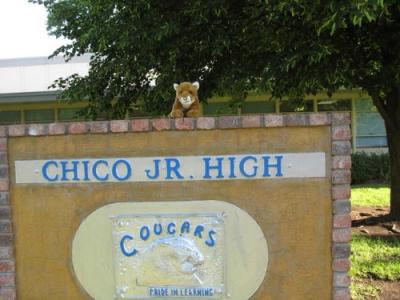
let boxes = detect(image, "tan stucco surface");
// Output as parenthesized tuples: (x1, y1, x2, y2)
(9, 127, 332, 300)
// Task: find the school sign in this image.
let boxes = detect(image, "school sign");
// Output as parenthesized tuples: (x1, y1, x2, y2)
(0, 113, 352, 300)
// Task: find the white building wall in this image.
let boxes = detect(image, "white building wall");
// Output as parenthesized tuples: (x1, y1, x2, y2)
(0, 55, 90, 94)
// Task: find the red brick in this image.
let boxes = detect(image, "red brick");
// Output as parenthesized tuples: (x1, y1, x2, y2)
(48, 123, 66, 135)
(28, 124, 47, 136)
(218, 116, 239, 129)
(332, 185, 351, 200)
(333, 200, 351, 215)
(0, 181, 8, 192)
(333, 272, 351, 287)
(7, 125, 25, 137)
(68, 122, 88, 135)
(110, 120, 129, 133)
(0, 207, 10, 220)
(332, 141, 352, 155)
(332, 112, 351, 125)
(132, 119, 150, 132)
(284, 114, 309, 126)
(309, 113, 331, 125)
(0, 153, 6, 164)
(0, 127, 6, 137)
(241, 115, 262, 128)
(0, 287, 16, 300)
(333, 258, 351, 272)
(332, 156, 351, 169)
(0, 138, 7, 152)
(0, 166, 8, 179)
(0, 193, 8, 206)
(0, 221, 11, 233)
(0, 247, 13, 259)
(332, 243, 351, 258)
(264, 114, 284, 127)
(0, 234, 12, 247)
(0, 273, 15, 286)
(333, 214, 352, 228)
(333, 288, 351, 300)
(332, 125, 351, 140)
(0, 260, 14, 272)
(90, 121, 109, 133)
(151, 119, 171, 131)
(333, 228, 352, 243)
(175, 118, 194, 130)
(332, 169, 351, 184)
(196, 117, 216, 129)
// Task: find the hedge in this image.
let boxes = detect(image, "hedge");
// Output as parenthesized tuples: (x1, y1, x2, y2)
(351, 152, 390, 184)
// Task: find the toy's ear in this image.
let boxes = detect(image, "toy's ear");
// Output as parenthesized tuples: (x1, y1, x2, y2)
(192, 81, 200, 90)
(173, 83, 179, 91)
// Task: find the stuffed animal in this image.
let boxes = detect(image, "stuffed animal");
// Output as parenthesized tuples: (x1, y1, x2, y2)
(169, 81, 201, 118)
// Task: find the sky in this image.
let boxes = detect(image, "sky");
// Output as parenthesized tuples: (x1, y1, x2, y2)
(0, 0, 67, 59)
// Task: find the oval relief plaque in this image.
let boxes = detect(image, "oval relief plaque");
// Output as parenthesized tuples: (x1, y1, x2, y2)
(72, 201, 268, 299)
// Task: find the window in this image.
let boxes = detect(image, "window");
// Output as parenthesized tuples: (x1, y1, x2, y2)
(0, 111, 22, 125)
(241, 100, 275, 114)
(25, 109, 55, 124)
(58, 108, 84, 122)
(355, 98, 387, 148)
(203, 102, 238, 115)
(317, 99, 351, 112)
(279, 99, 313, 112)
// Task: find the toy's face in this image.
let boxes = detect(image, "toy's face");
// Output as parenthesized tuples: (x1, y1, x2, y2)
(174, 82, 199, 109)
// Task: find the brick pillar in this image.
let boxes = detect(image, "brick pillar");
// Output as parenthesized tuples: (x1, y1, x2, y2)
(0, 129, 16, 300)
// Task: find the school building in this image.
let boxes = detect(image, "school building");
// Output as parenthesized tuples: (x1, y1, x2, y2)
(0, 55, 387, 152)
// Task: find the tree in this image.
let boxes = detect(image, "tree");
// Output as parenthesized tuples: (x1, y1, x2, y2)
(32, 0, 400, 218)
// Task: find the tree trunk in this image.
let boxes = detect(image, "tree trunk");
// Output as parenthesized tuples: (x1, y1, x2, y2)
(371, 87, 400, 219)
(386, 124, 400, 218)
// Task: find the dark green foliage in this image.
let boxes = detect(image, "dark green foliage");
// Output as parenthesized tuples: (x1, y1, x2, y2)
(30, 0, 400, 214)
(352, 152, 390, 184)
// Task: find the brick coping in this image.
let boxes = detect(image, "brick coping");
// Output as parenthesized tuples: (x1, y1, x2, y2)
(0, 112, 352, 300)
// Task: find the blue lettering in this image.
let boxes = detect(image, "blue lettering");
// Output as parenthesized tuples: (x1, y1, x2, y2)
(154, 223, 162, 235)
(112, 159, 132, 181)
(92, 160, 109, 181)
(61, 160, 80, 181)
(140, 226, 150, 240)
(205, 230, 216, 247)
(82, 160, 90, 181)
(203, 157, 224, 179)
(262, 155, 283, 177)
(120, 235, 138, 257)
(239, 156, 258, 178)
(228, 156, 237, 178)
(145, 159, 160, 179)
(167, 222, 176, 234)
(194, 225, 204, 238)
(42, 160, 58, 182)
(180, 221, 190, 234)
(165, 158, 184, 179)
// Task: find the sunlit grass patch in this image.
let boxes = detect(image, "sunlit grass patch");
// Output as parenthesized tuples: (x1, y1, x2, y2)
(351, 235, 400, 281)
(351, 184, 390, 207)
(351, 279, 381, 300)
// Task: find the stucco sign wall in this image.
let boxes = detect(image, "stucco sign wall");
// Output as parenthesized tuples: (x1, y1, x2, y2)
(0, 113, 352, 300)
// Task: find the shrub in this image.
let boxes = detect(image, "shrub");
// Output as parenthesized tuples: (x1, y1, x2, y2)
(351, 152, 390, 184)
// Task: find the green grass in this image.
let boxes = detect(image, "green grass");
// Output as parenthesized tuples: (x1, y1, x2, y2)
(351, 280, 381, 300)
(351, 235, 400, 280)
(351, 235, 400, 299)
(351, 184, 390, 206)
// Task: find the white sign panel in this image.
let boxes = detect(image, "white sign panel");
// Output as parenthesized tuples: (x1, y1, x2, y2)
(15, 152, 325, 184)
(72, 201, 268, 300)
(112, 214, 225, 299)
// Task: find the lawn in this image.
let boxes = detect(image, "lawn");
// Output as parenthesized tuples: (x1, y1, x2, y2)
(351, 184, 390, 207)
(350, 184, 400, 299)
